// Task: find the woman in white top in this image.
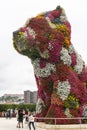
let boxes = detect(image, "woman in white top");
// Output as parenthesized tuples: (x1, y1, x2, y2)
(28, 113, 35, 130)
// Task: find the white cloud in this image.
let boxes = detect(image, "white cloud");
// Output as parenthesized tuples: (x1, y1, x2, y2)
(0, 0, 87, 96)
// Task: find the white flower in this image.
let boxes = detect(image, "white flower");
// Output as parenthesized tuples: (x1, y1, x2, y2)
(32, 59, 56, 78)
(74, 53, 84, 74)
(60, 8, 68, 22)
(69, 44, 76, 54)
(20, 32, 27, 39)
(48, 42, 53, 50)
(36, 98, 45, 114)
(57, 80, 71, 101)
(82, 105, 87, 117)
(60, 16, 67, 22)
(65, 108, 72, 118)
(69, 44, 84, 74)
(60, 47, 72, 66)
(46, 17, 56, 29)
(27, 27, 36, 39)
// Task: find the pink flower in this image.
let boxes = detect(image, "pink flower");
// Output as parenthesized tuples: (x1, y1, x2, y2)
(70, 53, 77, 66)
(79, 67, 87, 82)
(40, 59, 46, 68)
(51, 10, 62, 18)
(64, 21, 71, 38)
(48, 41, 62, 62)
(48, 13, 54, 21)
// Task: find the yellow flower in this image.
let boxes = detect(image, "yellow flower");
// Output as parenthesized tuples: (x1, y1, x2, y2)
(56, 24, 70, 37)
(64, 37, 70, 46)
(17, 31, 25, 41)
(18, 31, 24, 35)
(64, 95, 79, 109)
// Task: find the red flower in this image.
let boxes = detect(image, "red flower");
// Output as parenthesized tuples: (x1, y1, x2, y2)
(64, 21, 71, 38)
(40, 59, 46, 68)
(56, 63, 69, 81)
(51, 9, 62, 18)
(48, 13, 54, 21)
(70, 53, 77, 66)
(79, 67, 87, 82)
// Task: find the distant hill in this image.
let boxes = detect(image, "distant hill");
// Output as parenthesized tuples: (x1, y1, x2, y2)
(0, 94, 24, 104)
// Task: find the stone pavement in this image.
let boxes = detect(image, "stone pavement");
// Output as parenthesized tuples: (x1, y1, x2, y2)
(1, 118, 87, 130)
(0, 118, 39, 130)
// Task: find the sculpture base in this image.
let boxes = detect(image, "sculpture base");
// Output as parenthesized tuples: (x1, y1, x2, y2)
(36, 122, 87, 130)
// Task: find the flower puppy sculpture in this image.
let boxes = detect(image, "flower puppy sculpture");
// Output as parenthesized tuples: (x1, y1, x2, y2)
(13, 6, 87, 124)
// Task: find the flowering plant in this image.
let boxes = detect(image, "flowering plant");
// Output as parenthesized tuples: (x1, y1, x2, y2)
(64, 95, 79, 109)
(13, 5, 87, 124)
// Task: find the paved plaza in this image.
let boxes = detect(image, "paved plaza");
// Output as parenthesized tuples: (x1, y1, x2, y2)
(0, 118, 39, 130)
(1, 117, 87, 130)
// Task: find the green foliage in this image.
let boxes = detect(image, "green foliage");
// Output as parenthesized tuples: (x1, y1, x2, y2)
(0, 104, 8, 112)
(47, 80, 53, 93)
(22, 48, 41, 60)
(0, 104, 36, 112)
(56, 5, 61, 10)
(82, 119, 87, 124)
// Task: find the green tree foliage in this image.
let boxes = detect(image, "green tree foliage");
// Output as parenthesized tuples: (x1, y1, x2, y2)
(0, 104, 36, 112)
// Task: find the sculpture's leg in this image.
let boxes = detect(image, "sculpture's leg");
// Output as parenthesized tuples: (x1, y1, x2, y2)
(35, 75, 53, 118)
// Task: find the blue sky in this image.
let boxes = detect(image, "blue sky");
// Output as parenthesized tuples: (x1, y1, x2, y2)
(0, 0, 87, 96)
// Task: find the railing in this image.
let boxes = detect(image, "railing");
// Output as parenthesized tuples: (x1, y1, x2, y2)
(35, 117, 87, 125)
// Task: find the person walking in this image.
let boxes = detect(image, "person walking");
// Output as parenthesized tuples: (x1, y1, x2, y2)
(28, 112, 35, 130)
(17, 109, 24, 128)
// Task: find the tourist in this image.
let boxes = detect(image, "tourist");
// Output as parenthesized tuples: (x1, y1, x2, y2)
(28, 112, 35, 130)
(17, 109, 24, 128)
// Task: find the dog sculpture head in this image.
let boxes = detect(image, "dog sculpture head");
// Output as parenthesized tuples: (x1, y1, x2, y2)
(13, 6, 71, 62)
